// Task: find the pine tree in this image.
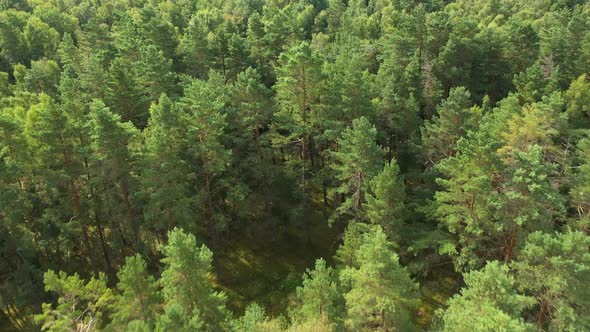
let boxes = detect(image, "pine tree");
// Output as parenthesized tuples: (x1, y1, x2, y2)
(24, 94, 102, 276)
(513, 62, 559, 105)
(331, 117, 385, 222)
(366, 158, 406, 244)
(139, 4, 178, 61)
(512, 231, 590, 331)
(438, 261, 535, 332)
(35, 271, 113, 331)
(177, 16, 210, 78)
(109, 254, 161, 329)
(421, 86, 480, 164)
(291, 258, 342, 325)
(564, 74, 590, 128)
(340, 227, 418, 331)
(273, 41, 324, 192)
(17, 59, 60, 96)
(157, 228, 229, 331)
(135, 44, 177, 104)
(570, 137, 590, 232)
(245, 12, 275, 85)
(435, 94, 565, 270)
(88, 99, 140, 248)
(494, 145, 565, 262)
(107, 57, 150, 127)
(0, 94, 38, 330)
(321, 44, 375, 131)
(179, 76, 231, 277)
(434, 134, 498, 270)
(375, 6, 424, 151)
(333, 222, 373, 268)
(230, 67, 274, 160)
(142, 94, 193, 232)
(497, 102, 562, 162)
(232, 303, 271, 332)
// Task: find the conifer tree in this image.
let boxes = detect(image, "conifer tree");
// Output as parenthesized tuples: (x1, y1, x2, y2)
(564, 74, 590, 128)
(109, 254, 161, 329)
(230, 67, 274, 160)
(245, 12, 274, 85)
(273, 41, 324, 192)
(333, 222, 372, 269)
(570, 137, 590, 232)
(142, 94, 193, 232)
(512, 231, 590, 331)
(366, 158, 406, 244)
(340, 227, 418, 331)
(421, 86, 480, 164)
(177, 16, 210, 78)
(179, 76, 231, 277)
(35, 271, 113, 331)
(514, 62, 560, 105)
(435, 133, 498, 270)
(232, 303, 272, 332)
(157, 228, 229, 331)
(438, 261, 535, 332)
(331, 117, 385, 222)
(88, 99, 140, 247)
(291, 258, 342, 325)
(494, 145, 565, 262)
(24, 94, 102, 275)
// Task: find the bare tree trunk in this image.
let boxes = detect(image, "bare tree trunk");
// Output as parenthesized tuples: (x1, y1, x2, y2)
(503, 227, 518, 263)
(120, 179, 139, 249)
(203, 168, 222, 281)
(69, 177, 100, 278)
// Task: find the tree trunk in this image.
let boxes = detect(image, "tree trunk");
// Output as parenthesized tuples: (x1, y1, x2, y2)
(95, 215, 114, 280)
(120, 179, 139, 249)
(69, 177, 100, 278)
(354, 172, 363, 210)
(203, 168, 222, 281)
(254, 127, 263, 160)
(536, 299, 548, 328)
(503, 227, 519, 263)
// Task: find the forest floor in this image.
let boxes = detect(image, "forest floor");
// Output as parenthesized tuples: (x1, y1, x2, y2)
(215, 209, 457, 329)
(217, 213, 341, 317)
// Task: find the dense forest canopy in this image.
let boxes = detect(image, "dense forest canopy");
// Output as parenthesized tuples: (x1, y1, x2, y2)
(1, 0, 590, 330)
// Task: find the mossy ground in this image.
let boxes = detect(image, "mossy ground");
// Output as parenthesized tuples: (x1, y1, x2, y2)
(217, 212, 340, 316)
(216, 212, 457, 330)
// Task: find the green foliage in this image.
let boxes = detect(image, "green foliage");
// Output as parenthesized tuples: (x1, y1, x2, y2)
(366, 158, 406, 243)
(88, 99, 137, 188)
(2, 0, 590, 330)
(438, 261, 535, 332)
(158, 228, 229, 331)
(340, 227, 419, 331)
(0, 10, 59, 66)
(514, 62, 559, 104)
(109, 254, 161, 329)
(232, 303, 272, 332)
(273, 41, 324, 192)
(570, 137, 590, 231)
(291, 259, 342, 325)
(180, 76, 230, 176)
(35, 271, 113, 331)
(142, 94, 193, 232)
(434, 135, 499, 270)
(421, 86, 480, 164)
(334, 222, 373, 268)
(512, 231, 590, 331)
(435, 95, 565, 271)
(565, 74, 590, 127)
(331, 117, 385, 222)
